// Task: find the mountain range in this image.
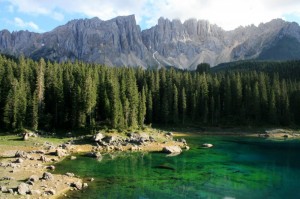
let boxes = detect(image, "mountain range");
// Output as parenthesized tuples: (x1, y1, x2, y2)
(1, 15, 300, 69)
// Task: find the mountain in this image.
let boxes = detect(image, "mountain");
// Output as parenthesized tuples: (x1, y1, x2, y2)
(1, 15, 300, 69)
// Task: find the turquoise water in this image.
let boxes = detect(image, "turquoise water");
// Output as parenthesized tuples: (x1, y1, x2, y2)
(55, 135, 300, 199)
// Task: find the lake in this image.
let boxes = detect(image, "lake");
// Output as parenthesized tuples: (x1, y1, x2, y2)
(55, 135, 300, 199)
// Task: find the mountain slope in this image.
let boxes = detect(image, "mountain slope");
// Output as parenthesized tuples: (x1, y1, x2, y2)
(0, 16, 300, 68)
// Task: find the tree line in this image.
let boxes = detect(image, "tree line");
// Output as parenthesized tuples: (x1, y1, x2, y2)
(0, 55, 300, 132)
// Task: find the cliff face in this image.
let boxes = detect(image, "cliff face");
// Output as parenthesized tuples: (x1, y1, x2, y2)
(1, 15, 300, 68)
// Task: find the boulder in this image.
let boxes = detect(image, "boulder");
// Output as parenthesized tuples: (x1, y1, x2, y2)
(30, 189, 41, 196)
(1, 176, 14, 181)
(55, 148, 68, 157)
(22, 130, 38, 140)
(17, 182, 31, 195)
(202, 143, 213, 148)
(70, 156, 77, 160)
(15, 151, 28, 158)
(23, 133, 29, 141)
(85, 152, 102, 158)
(26, 181, 34, 186)
(15, 158, 24, 163)
(0, 186, 8, 193)
(28, 175, 39, 182)
(103, 135, 116, 144)
(166, 132, 174, 136)
(45, 189, 56, 195)
(88, 178, 94, 182)
(93, 132, 105, 142)
(39, 155, 49, 162)
(180, 138, 187, 145)
(162, 146, 182, 154)
(42, 172, 54, 181)
(46, 165, 55, 170)
(65, 172, 75, 177)
(70, 181, 83, 190)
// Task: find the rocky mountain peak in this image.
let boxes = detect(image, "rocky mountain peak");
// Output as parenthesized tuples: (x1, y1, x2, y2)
(0, 15, 300, 68)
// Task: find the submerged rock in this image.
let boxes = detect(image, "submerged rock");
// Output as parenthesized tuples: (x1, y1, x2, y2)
(202, 143, 213, 148)
(153, 164, 176, 171)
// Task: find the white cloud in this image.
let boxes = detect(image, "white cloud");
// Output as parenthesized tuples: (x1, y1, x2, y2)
(5, 0, 300, 30)
(14, 17, 39, 30)
(144, 0, 300, 30)
(53, 12, 64, 21)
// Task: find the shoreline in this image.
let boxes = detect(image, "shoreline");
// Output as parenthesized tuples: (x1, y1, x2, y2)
(1, 127, 299, 198)
(0, 129, 186, 198)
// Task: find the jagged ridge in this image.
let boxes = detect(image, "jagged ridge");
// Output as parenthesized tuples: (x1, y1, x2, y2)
(0, 15, 300, 68)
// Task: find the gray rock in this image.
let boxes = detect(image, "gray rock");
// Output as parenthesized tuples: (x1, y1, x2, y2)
(28, 175, 39, 182)
(15, 158, 24, 163)
(70, 156, 77, 160)
(55, 148, 68, 157)
(30, 189, 41, 196)
(162, 146, 182, 154)
(1, 176, 15, 181)
(46, 165, 55, 170)
(83, 183, 88, 188)
(15, 151, 28, 158)
(70, 181, 83, 190)
(17, 182, 31, 195)
(202, 143, 213, 148)
(1, 16, 300, 69)
(23, 133, 29, 141)
(103, 135, 117, 144)
(85, 152, 102, 158)
(166, 132, 174, 136)
(88, 178, 94, 182)
(180, 138, 187, 145)
(0, 186, 8, 193)
(42, 172, 54, 181)
(26, 181, 34, 186)
(45, 189, 56, 195)
(39, 155, 49, 162)
(94, 132, 105, 142)
(65, 172, 75, 177)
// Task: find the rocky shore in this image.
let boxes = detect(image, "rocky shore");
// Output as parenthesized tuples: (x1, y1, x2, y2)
(0, 129, 188, 198)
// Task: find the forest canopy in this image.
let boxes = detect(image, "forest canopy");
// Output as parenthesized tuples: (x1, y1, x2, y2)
(0, 55, 300, 132)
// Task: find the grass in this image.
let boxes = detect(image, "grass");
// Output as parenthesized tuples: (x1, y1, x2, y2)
(0, 134, 70, 147)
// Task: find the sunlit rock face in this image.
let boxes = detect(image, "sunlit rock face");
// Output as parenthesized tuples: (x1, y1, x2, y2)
(1, 16, 300, 69)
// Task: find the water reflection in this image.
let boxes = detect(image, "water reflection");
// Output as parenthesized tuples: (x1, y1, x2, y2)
(56, 136, 300, 199)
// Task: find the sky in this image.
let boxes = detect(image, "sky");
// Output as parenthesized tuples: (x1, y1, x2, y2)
(1, 0, 300, 33)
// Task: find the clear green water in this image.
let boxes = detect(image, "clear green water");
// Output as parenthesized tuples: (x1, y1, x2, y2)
(55, 136, 300, 199)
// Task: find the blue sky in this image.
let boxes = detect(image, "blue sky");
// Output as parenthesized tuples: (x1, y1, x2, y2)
(1, 0, 300, 33)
